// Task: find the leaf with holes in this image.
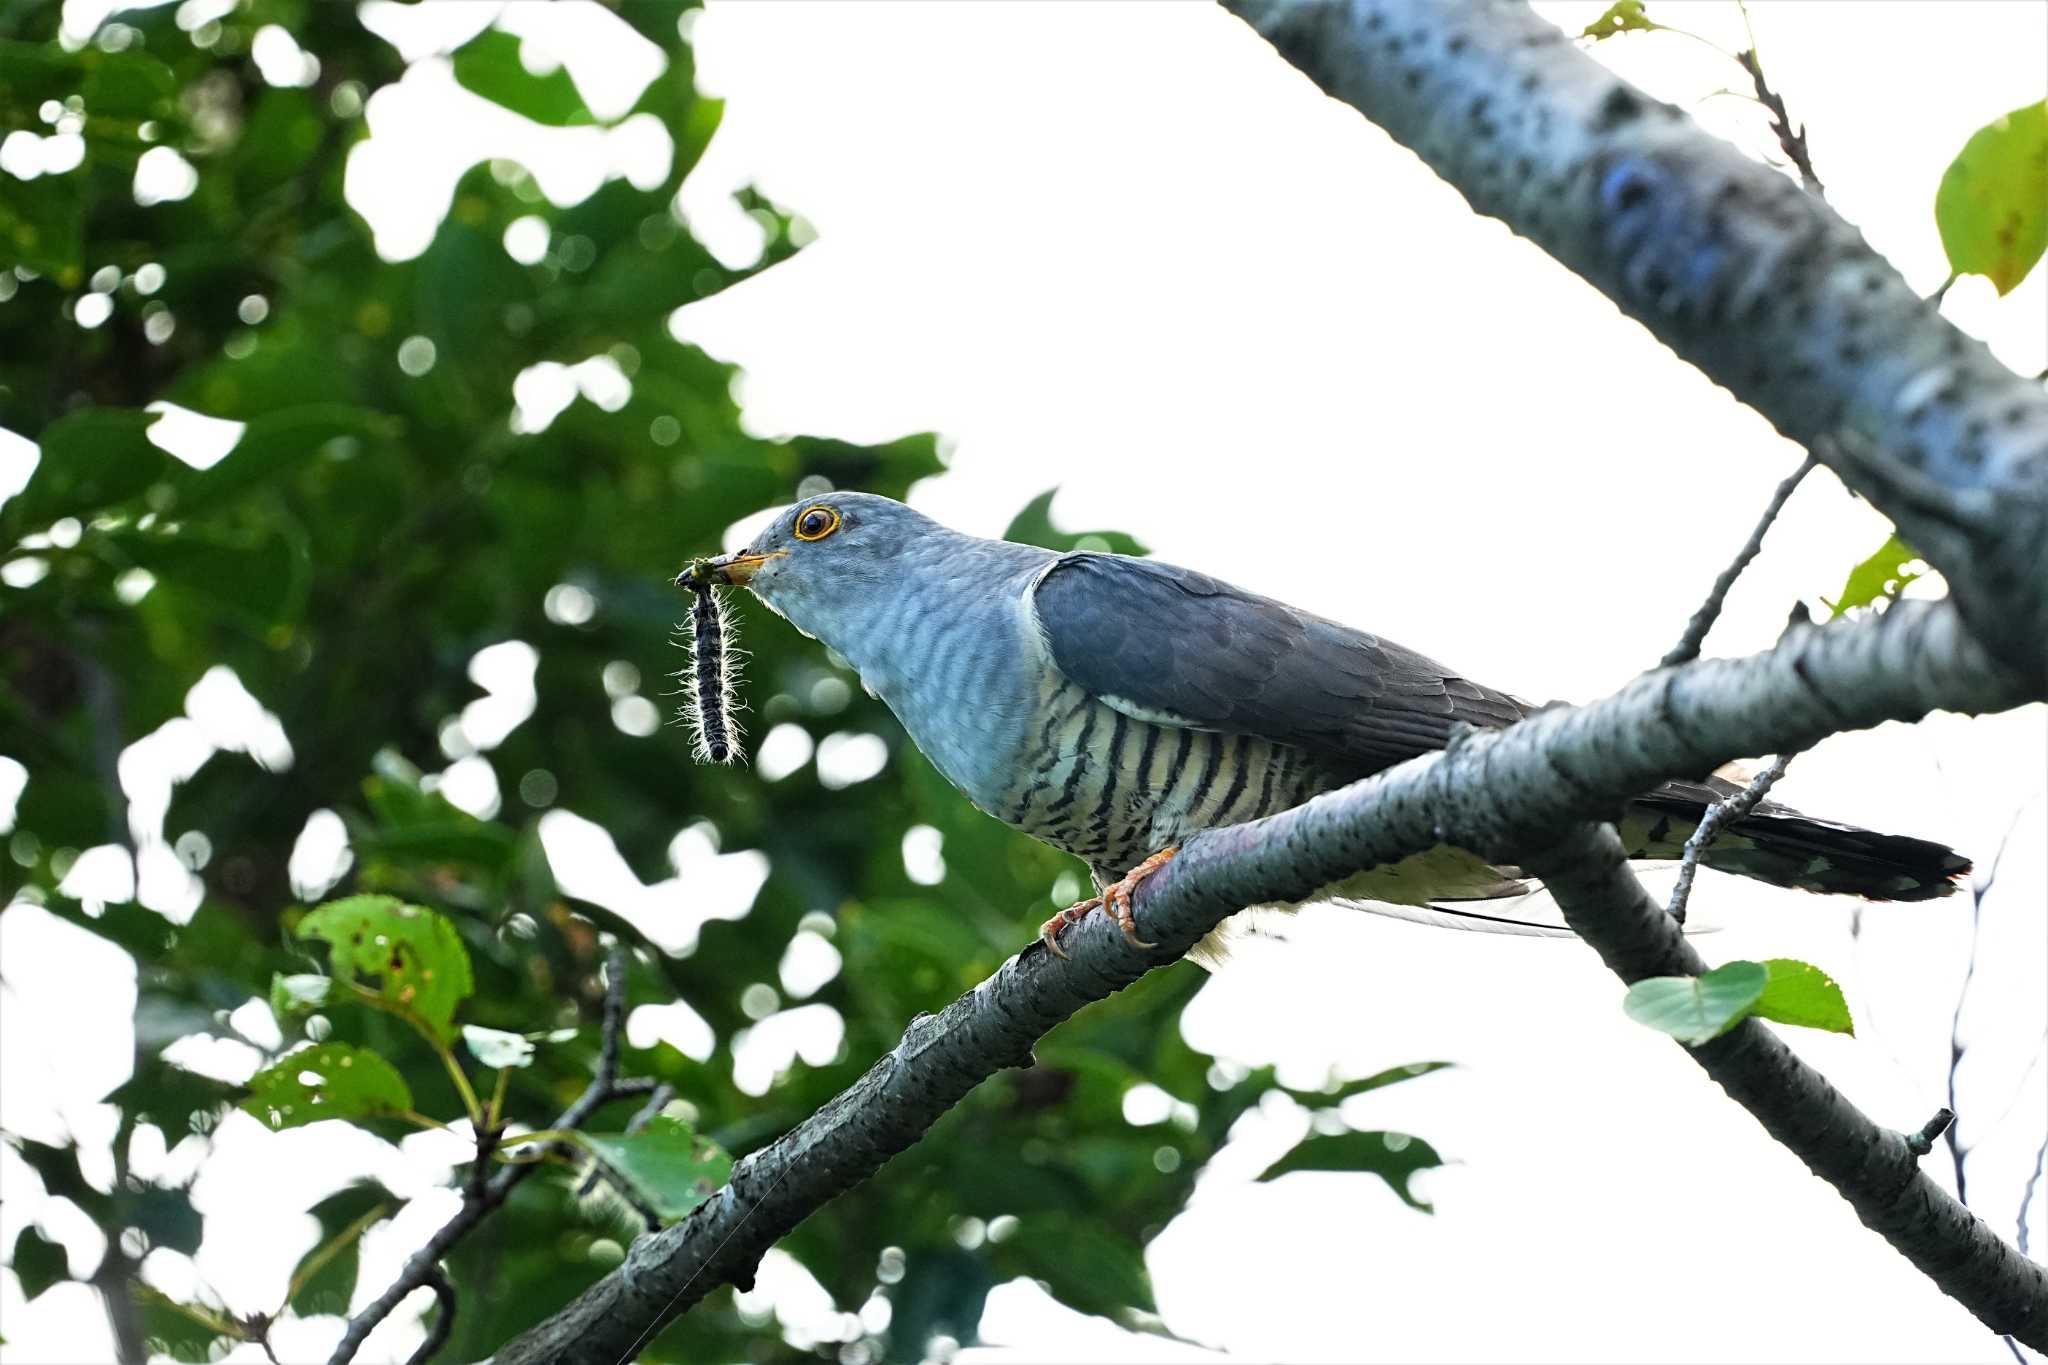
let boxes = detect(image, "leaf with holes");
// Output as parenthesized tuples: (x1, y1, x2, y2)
(1936, 99, 2048, 295)
(1581, 0, 1666, 40)
(243, 1042, 412, 1132)
(1257, 1130, 1445, 1211)
(572, 1116, 733, 1222)
(293, 896, 474, 1042)
(1753, 958, 1855, 1036)
(1822, 532, 1924, 618)
(1623, 960, 1769, 1044)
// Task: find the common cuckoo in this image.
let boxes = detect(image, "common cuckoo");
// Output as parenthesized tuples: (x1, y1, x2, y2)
(686, 493, 1968, 966)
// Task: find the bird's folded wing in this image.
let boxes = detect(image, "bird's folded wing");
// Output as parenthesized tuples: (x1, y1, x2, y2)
(1029, 552, 1529, 775)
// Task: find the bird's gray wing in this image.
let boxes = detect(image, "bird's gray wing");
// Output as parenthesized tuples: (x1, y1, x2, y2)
(1029, 553, 1529, 776)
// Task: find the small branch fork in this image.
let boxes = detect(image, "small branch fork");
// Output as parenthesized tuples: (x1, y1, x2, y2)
(1665, 752, 1793, 926)
(326, 945, 656, 1365)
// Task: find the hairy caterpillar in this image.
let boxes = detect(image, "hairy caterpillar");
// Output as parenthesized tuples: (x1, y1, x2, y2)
(679, 571, 744, 764)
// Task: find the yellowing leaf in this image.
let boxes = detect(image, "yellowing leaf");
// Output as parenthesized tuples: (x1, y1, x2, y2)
(1581, 1, 1665, 40)
(1935, 99, 2048, 295)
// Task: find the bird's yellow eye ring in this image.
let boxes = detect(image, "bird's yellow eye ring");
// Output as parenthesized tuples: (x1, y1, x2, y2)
(794, 505, 840, 541)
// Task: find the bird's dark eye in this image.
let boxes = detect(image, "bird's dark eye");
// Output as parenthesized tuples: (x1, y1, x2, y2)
(794, 505, 840, 542)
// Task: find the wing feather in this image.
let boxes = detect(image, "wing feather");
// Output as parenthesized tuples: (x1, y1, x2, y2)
(1031, 553, 1529, 776)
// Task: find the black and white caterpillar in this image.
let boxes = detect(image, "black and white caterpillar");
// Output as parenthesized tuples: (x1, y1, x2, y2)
(678, 571, 745, 764)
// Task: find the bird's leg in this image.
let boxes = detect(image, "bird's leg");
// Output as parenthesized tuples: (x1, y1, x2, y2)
(1036, 847, 1177, 957)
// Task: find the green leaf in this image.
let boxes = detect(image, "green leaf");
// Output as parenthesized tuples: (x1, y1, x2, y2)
(1581, 0, 1666, 40)
(1258, 1130, 1445, 1211)
(287, 1184, 388, 1319)
(1622, 960, 1769, 1044)
(126, 1184, 203, 1257)
(2, 408, 167, 534)
(462, 1024, 536, 1069)
(175, 404, 398, 509)
(0, 169, 84, 283)
(243, 1042, 413, 1131)
(1935, 99, 2048, 295)
(10, 1225, 68, 1300)
(1752, 958, 1855, 1036)
(1822, 532, 1923, 618)
(997, 1213, 1154, 1317)
(1002, 488, 1150, 557)
(571, 1115, 732, 1222)
(294, 896, 475, 1042)
(1289, 1060, 1453, 1103)
(81, 48, 179, 123)
(451, 29, 594, 127)
(101, 524, 306, 628)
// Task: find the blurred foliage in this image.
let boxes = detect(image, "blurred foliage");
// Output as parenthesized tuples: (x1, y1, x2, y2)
(0, 3, 1439, 1361)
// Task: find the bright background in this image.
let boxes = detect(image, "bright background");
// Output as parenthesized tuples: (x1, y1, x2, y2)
(4, 2, 2044, 1361)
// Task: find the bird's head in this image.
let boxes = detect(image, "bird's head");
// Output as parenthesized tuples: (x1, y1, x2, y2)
(677, 492, 938, 645)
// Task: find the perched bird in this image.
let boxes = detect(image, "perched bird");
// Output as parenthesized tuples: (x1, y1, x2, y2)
(686, 493, 1969, 967)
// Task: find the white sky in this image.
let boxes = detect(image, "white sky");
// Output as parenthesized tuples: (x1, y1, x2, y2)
(3, 2, 2045, 1362)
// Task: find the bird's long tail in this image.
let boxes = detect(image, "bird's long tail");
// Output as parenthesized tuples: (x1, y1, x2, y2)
(1194, 779, 1972, 965)
(1620, 779, 1971, 903)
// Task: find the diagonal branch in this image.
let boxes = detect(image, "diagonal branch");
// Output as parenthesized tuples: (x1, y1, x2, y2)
(1660, 454, 1817, 668)
(1221, 0, 2048, 685)
(494, 600, 2044, 1364)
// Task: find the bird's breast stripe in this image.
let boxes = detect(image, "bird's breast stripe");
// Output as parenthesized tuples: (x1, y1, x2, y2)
(1044, 703, 1101, 816)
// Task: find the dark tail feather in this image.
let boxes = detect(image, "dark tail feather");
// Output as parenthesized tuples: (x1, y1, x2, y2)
(1624, 784, 1972, 903)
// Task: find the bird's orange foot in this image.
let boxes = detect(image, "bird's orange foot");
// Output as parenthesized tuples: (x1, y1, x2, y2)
(1037, 897, 1101, 960)
(1036, 847, 1178, 958)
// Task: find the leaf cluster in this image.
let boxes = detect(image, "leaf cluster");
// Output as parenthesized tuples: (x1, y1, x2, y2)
(0, 6, 1447, 1360)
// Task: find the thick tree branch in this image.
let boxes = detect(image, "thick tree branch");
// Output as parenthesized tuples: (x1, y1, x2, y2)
(495, 600, 2044, 1364)
(1221, 0, 2048, 684)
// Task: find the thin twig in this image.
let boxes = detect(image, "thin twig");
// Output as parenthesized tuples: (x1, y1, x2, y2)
(326, 946, 638, 1365)
(1660, 455, 1817, 669)
(402, 1267, 456, 1365)
(1666, 753, 1794, 925)
(1946, 808, 2029, 1205)
(2020, 1130, 2047, 1260)
(1734, 47, 1822, 193)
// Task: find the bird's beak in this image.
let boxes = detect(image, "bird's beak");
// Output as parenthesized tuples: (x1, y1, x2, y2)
(676, 551, 784, 589)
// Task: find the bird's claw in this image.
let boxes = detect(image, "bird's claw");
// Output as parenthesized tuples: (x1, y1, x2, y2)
(1037, 898, 1100, 960)
(1035, 847, 1176, 958)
